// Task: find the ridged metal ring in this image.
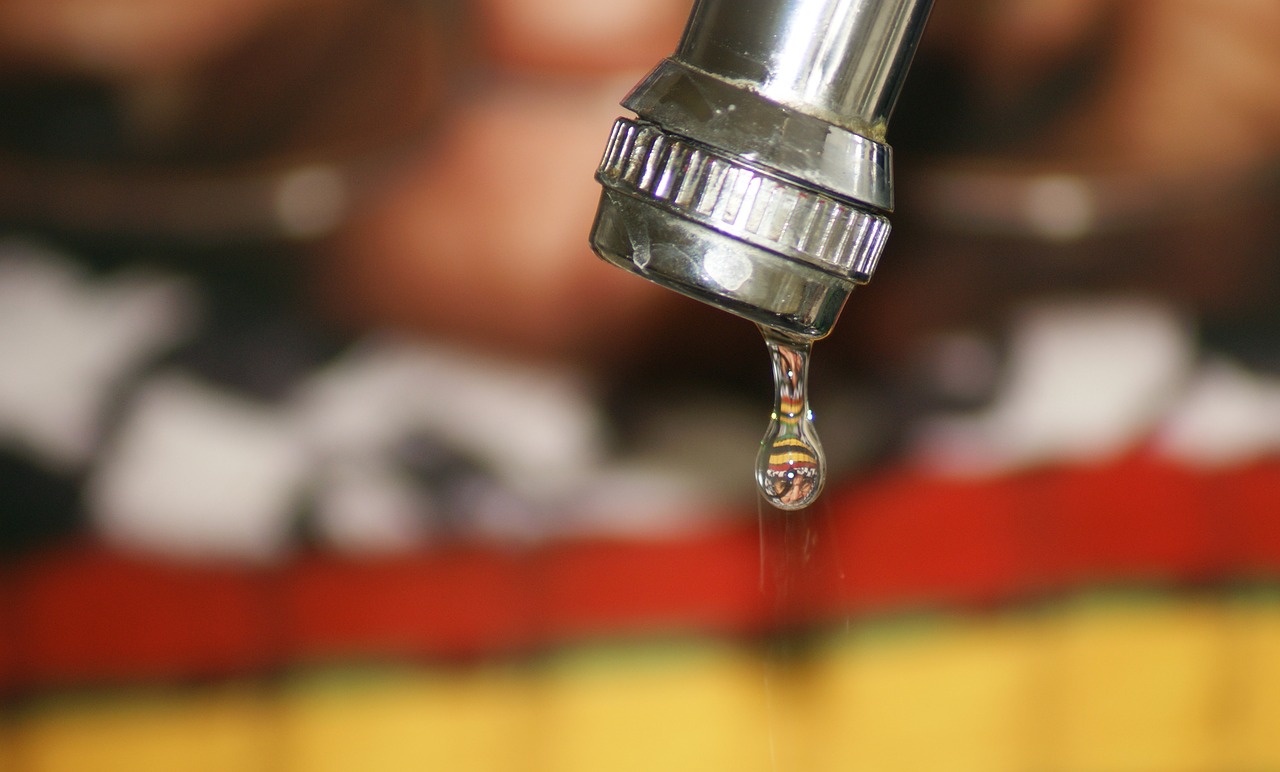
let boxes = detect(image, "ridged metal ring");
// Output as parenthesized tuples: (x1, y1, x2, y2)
(596, 118, 890, 284)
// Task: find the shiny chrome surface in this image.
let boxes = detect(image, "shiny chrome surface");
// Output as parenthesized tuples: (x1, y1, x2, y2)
(676, 0, 932, 137)
(589, 0, 934, 339)
(592, 189, 853, 338)
(622, 60, 894, 211)
(598, 117, 889, 282)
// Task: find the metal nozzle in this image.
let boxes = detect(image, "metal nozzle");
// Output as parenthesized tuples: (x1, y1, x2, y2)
(589, 0, 933, 339)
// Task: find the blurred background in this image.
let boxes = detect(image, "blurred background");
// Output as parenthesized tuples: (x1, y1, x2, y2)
(2, 0, 1280, 769)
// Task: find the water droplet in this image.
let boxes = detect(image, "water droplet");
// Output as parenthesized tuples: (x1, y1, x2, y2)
(756, 327, 825, 510)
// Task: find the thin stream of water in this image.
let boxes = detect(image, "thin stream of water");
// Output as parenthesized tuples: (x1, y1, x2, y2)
(757, 491, 837, 772)
(753, 324, 844, 768)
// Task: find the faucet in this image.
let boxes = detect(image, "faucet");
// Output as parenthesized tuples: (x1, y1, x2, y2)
(589, 0, 934, 340)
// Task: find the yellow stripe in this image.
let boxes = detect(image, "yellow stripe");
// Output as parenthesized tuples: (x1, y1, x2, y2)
(1051, 597, 1222, 771)
(0, 721, 14, 772)
(779, 398, 803, 414)
(807, 616, 1039, 772)
(772, 437, 808, 448)
(11, 600, 1280, 771)
(768, 451, 817, 468)
(807, 598, 1280, 772)
(279, 668, 531, 772)
(769, 439, 816, 467)
(538, 643, 779, 772)
(1226, 599, 1280, 770)
(14, 686, 273, 772)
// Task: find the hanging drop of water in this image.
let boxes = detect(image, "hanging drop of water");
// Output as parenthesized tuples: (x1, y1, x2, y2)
(756, 327, 826, 511)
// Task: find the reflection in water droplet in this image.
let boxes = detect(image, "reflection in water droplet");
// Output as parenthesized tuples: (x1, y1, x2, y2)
(756, 327, 825, 510)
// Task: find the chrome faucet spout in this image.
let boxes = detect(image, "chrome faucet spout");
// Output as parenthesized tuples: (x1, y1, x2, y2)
(589, 0, 933, 339)
(676, 0, 930, 138)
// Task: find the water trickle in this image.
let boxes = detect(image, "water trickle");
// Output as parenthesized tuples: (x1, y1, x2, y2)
(756, 327, 825, 511)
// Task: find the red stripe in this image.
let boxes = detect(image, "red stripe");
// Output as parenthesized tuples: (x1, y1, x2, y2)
(5, 456, 1279, 689)
(283, 547, 529, 663)
(0, 566, 14, 696)
(810, 467, 1029, 619)
(1030, 453, 1221, 586)
(768, 461, 817, 474)
(11, 541, 274, 690)
(1219, 462, 1280, 574)
(539, 523, 766, 642)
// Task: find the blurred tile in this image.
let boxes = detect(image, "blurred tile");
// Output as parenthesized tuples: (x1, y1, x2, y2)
(1046, 596, 1224, 772)
(807, 614, 1040, 772)
(535, 639, 775, 772)
(12, 685, 273, 772)
(279, 665, 531, 772)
